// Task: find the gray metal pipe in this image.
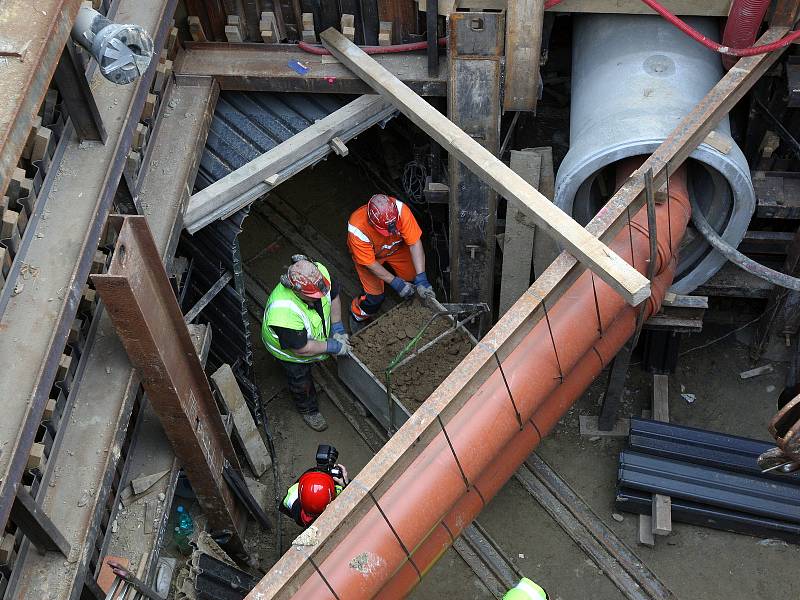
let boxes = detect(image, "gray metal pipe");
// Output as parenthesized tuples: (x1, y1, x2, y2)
(555, 14, 755, 293)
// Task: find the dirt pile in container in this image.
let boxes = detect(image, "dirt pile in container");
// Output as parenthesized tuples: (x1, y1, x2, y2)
(350, 302, 473, 410)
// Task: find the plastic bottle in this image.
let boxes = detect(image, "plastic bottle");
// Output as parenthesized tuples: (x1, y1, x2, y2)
(173, 504, 194, 555)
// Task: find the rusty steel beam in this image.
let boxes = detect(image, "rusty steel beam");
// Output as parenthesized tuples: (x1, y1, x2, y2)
(0, 0, 82, 199)
(92, 215, 246, 545)
(248, 27, 791, 598)
(173, 42, 448, 96)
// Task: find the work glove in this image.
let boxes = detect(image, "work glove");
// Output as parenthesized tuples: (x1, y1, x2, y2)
(414, 272, 436, 301)
(331, 321, 349, 345)
(326, 338, 351, 357)
(390, 276, 415, 299)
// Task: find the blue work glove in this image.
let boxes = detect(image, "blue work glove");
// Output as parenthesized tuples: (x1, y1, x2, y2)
(331, 321, 349, 345)
(413, 272, 436, 301)
(326, 338, 350, 356)
(390, 276, 415, 299)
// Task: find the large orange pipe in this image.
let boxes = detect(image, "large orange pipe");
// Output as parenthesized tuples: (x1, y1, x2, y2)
(280, 162, 691, 599)
(377, 264, 677, 597)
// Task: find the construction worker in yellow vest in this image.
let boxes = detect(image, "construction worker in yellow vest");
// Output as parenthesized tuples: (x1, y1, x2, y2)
(262, 256, 350, 431)
(503, 577, 548, 600)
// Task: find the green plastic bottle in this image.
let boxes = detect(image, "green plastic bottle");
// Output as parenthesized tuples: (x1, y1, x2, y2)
(174, 504, 194, 555)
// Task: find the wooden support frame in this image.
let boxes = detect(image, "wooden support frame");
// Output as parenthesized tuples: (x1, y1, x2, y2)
(320, 28, 650, 306)
(11, 489, 70, 557)
(504, 0, 544, 112)
(249, 26, 791, 598)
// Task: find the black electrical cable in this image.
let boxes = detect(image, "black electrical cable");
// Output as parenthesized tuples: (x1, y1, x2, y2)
(689, 195, 800, 292)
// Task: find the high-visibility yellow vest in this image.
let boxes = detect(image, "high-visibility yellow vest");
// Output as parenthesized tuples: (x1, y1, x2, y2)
(503, 578, 548, 600)
(262, 262, 332, 363)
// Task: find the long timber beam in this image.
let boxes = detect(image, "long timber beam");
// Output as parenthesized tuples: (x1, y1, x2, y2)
(183, 94, 396, 233)
(248, 26, 791, 598)
(0, 0, 82, 199)
(11, 78, 219, 600)
(173, 42, 448, 96)
(321, 28, 650, 306)
(0, 0, 176, 542)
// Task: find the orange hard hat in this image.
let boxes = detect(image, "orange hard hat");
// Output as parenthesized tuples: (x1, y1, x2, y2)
(298, 471, 337, 518)
(367, 194, 399, 236)
(284, 258, 330, 299)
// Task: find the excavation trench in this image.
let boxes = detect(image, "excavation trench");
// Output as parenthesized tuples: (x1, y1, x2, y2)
(249, 159, 692, 599)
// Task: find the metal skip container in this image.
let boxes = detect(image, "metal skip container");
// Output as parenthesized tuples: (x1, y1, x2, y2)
(555, 15, 755, 293)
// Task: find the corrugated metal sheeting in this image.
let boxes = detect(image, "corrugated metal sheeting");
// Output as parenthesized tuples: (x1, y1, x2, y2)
(180, 92, 357, 419)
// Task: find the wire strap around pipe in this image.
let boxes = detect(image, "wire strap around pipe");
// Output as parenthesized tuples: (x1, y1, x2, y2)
(627, 207, 636, 269)
(591, 274, 603, 336)
(493, 352, 524, 430)
(367, 490, 422, 580)
(538, 296, 565, 383)
(437, 415, 470, 491)
(308, 555, 341, 599)
(665, 162, 673, 260)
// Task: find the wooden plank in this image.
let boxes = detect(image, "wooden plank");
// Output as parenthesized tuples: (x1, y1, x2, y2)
(651, 374, 672, 536)
(448, 12, 504, 318)
(504, 0, 543, 112)
(321, 28, 651, 306)
(211, 364, 271, 478)
(175, 43, 447, 95)
(500, 150, 541, 315)
(652, 373, 669, 422)
(419, 0, 732, 14)
(378, 0, 417, 43)
(184, 94, 396, 232)
(247, 28, 789, 597)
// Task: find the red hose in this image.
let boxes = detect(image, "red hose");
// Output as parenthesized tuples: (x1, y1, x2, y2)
(298, 37, 447, 55)
(722, 0, 772, 69)
(545, 0, 800, 58)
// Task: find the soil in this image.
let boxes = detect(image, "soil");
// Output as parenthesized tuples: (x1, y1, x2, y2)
(350, 302, 474, 407)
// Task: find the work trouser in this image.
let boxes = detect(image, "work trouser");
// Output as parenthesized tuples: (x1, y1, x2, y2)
(350, 245, 416, 321)
(277, 360, 318, 414)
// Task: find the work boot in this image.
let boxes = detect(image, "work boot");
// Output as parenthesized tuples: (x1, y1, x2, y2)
(302, 411, 328, 431)
(349, 313, 369, 335)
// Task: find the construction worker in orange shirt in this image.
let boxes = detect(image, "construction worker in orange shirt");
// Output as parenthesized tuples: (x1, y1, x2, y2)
(347, 194, 435, 331)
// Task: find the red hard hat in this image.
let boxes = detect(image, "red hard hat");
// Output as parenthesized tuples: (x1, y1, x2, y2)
(286, 260, 330, 299)
(298, 471, 337, 517)
(367, 194, 399, 236)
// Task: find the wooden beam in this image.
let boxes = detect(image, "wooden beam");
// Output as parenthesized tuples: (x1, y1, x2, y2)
(504, 0, 543, 112)
(418, 0, 732, 15)
(174, 42, 448, 96)
(500, 149, 541, 315)
(211, 364, 271, 478)
(651, 374, 672, 536)
(183, 94, 396, 233)
(320, 28, 650, 306)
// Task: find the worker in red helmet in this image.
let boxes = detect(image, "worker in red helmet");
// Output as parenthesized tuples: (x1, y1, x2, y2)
(347, 194, 435, 331)
(262, 255, 351, 431)
(280, 465, 349, 528)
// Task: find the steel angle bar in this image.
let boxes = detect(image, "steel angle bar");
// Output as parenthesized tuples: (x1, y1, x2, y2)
(616, 488, 800, 544)
(618, 451, 800, 524)
(92, 215, 246, 544)
(629, 417, 798, 482)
